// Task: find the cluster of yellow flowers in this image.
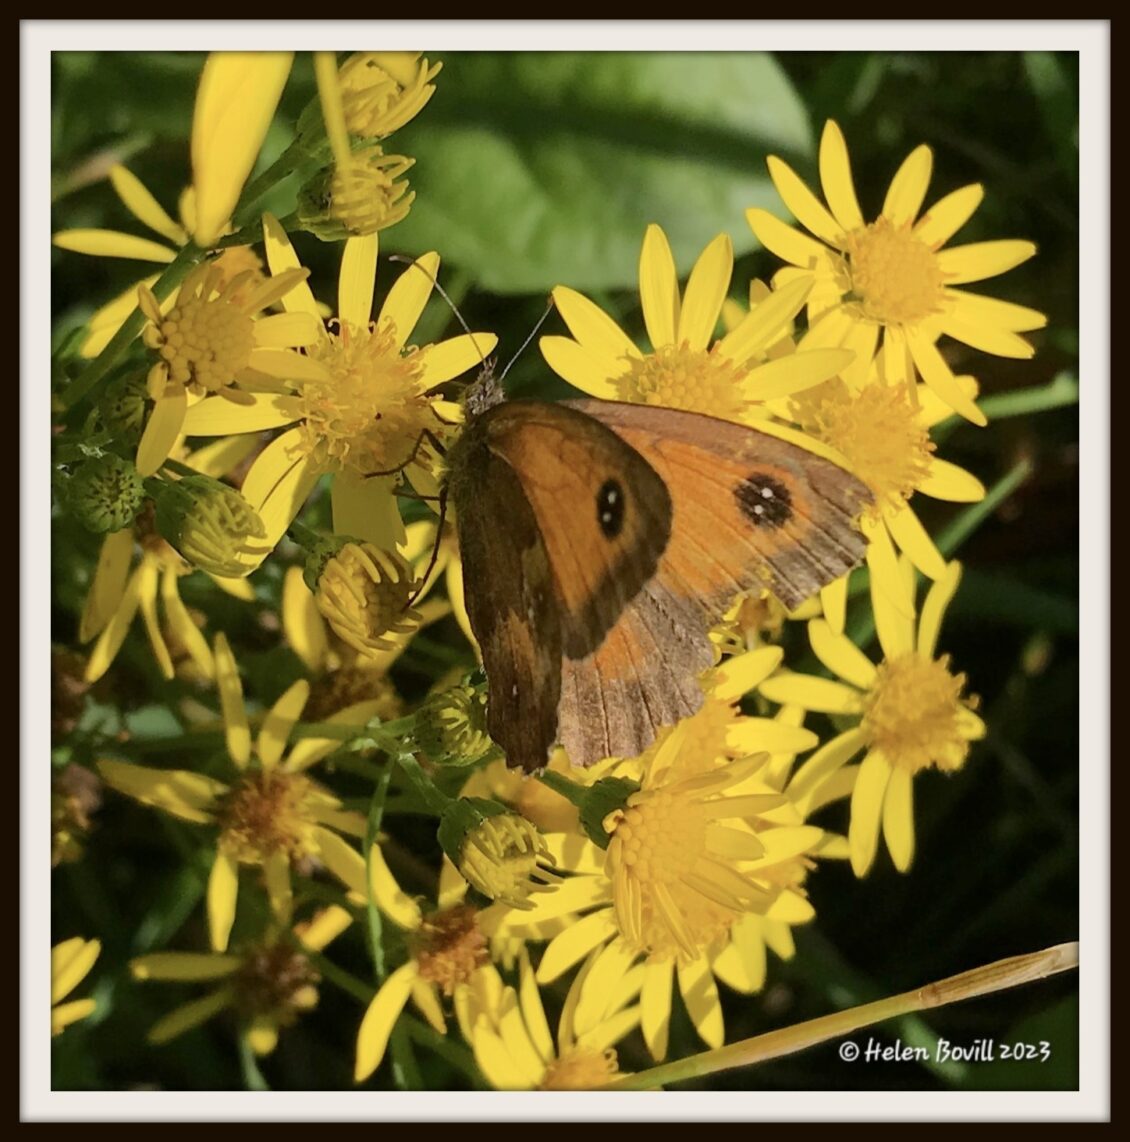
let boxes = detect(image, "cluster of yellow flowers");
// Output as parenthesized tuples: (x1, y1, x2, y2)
(51, 53, 1045, 1090)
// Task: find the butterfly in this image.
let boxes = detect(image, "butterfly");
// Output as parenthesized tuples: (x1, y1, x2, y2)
(444, 368, 873, 775)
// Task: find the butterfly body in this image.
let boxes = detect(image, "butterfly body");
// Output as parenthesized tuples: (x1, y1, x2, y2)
(447, 398, 871, 774)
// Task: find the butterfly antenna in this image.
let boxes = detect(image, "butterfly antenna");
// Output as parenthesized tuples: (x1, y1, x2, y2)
(389, 254, 490, 370)
(499, 295, 556, 385)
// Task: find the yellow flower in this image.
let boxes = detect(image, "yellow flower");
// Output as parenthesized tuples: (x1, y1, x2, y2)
(760, 559, 984, 877)
(78, 440, 260, 684)
(541, 223, 854, 423)
(135, 255, 322, 478)
(181, 220, 496, 556)
(747, 120, 1046, 426)
(52, 937, 101, 1035)
(97, 633, 375, 952)
(191, 52, 293, 249)
(786, 370, 986, 628)
(280, 521, 451, 722)
(458, 950, 640, 1090)
(129, 906, 351, 1056)
(354, 852, 495, 1084)
(484, 649, 826, 1059)
(338, 52, 442, 140)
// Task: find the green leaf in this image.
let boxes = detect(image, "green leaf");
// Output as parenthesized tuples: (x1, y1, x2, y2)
(388, 52, 811, 294)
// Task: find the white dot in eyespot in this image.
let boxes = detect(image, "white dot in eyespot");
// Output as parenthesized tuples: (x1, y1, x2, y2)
(601, 511, 613, 524)
(511, 684, 518, 697)
(606, 487, 619, 504)
(754, 504, 765, 515)
(761, 486, 774, 499)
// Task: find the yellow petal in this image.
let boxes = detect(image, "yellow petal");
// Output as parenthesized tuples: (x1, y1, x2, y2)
(241, 430, 322, 551)
(639, 223, 679, 349)
(918, 560, 962, 659)
(709, 646, 784, 700)
(148, 989, 233, 1045)
(936, 308, 1037, 360)
(52, 937, 101, 1004)
(716, 274, 811, 364)
(573, 938, 636, 1037)
(416, 333, 498, 390)
(538, 334, 621, 399)
(109, 165, 187, 246)
(905, 327, 987, 427)
(135, 559, 174, 679)
(882, 766, 915, 871)
(192, 52, 294, 247)
(330, 470, 404, 549)
(295, 905, 355, 953)
(410, 977, 446, 1035)
(942, 289, 1047, 334)
(251, 311, 324, 350)
(312, 827, 367, 896)
(284, 698, 388, 774)
(913, 183, 984, 248)
(52, 228, 176, 262)
(640, 957, 673, 1061)
(768, 154, 844, 247)
(551, 286, 640, 368)
(745, 207, 828, 270)
(182, 393, 300, 436)
(536, 910, 617, 983)
(368, 844, 423, 930)
(918, 458, 986, 503)
(788, 727, 868, 806)
(258, 679, 309, 769)
(160, 566, 214, 680)
(282, 566, 326, 673)
(80, 529, 135, 644)
(808, 618, 877, 690)
(865, 516, 916, 638)
(744, 348, 854, 402)
(52, 998, 98, 1035)
(340, 234, 380, 330)
(208, 849, 240, 952)
(264, 849, 293, 923)
(354, 962, 417, 1082)
(849, 750, 891, 877)
(213, 632, 250, 767)
(96, 759, 226, 824)
(886, 504, 947, 580)
(820, 574, 848, 636)
(676, 956, 723, 1048)
(676, 232, 732, 352)
(84, 565, 143, 682)
(262, 213, 320, 317)
(881, 144, 932, 227)
(379, 250, 439, 350)
(131, 952, 240, 981)
(247, 1018, 280, 1056)
(136, 390, 188, 477)
(936, 240, 1037, 285)
(517, 953, 555, 1066)
(759, 672, 863, 715)
(819, 120, 864, 232)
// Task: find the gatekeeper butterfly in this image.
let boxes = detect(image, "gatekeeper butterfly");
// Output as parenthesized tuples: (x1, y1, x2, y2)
(445, 366, 872, 775)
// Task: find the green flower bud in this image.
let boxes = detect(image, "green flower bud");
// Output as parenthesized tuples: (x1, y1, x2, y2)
(302, 534, 354, 593)
(414, 684, 492, 766)
(97, 372, 150, 445)
(150, 474, 268, 578)
(437, 797, 558, 910)
(66, 454, 145, 533)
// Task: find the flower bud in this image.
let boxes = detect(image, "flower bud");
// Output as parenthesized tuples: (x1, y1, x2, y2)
(414, 683, 492, 766)
(66, 454, 145, 533)
(296, 146, 415, 240)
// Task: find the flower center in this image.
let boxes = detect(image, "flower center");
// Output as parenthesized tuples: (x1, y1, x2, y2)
(607, 784, 737, 960)
(790, 378, 934, 517)
(298, 319, 432, 477)
(862, 653, 975, 775)
(305, 666, 403, 723)
(149, 265, 255, 394)
(218, 771, 322, 864)
(411, 905, 489, 996)
(615, 344, 751, 422)
(540, 1047, 620, 1090)
(232, 941, 320, 1023)
(842, 217, 945, 327)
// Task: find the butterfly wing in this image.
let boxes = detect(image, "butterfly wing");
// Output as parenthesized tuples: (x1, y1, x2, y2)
(569, 400, 872, 612)
(449, 424, 563, 774)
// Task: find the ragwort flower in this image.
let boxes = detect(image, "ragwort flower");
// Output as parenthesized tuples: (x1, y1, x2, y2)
(760, 559, 984, 877)
(747, 119, 1046, 425)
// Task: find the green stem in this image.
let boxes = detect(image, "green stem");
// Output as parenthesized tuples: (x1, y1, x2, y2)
(935, 456, 1034, 558)
(536, 770, 589, 809)
(602, 941, 1078, 1090)
(238, 1035, 271, 1091)
(970, 373, 1078, 422)
(395, 753, 453, 815)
